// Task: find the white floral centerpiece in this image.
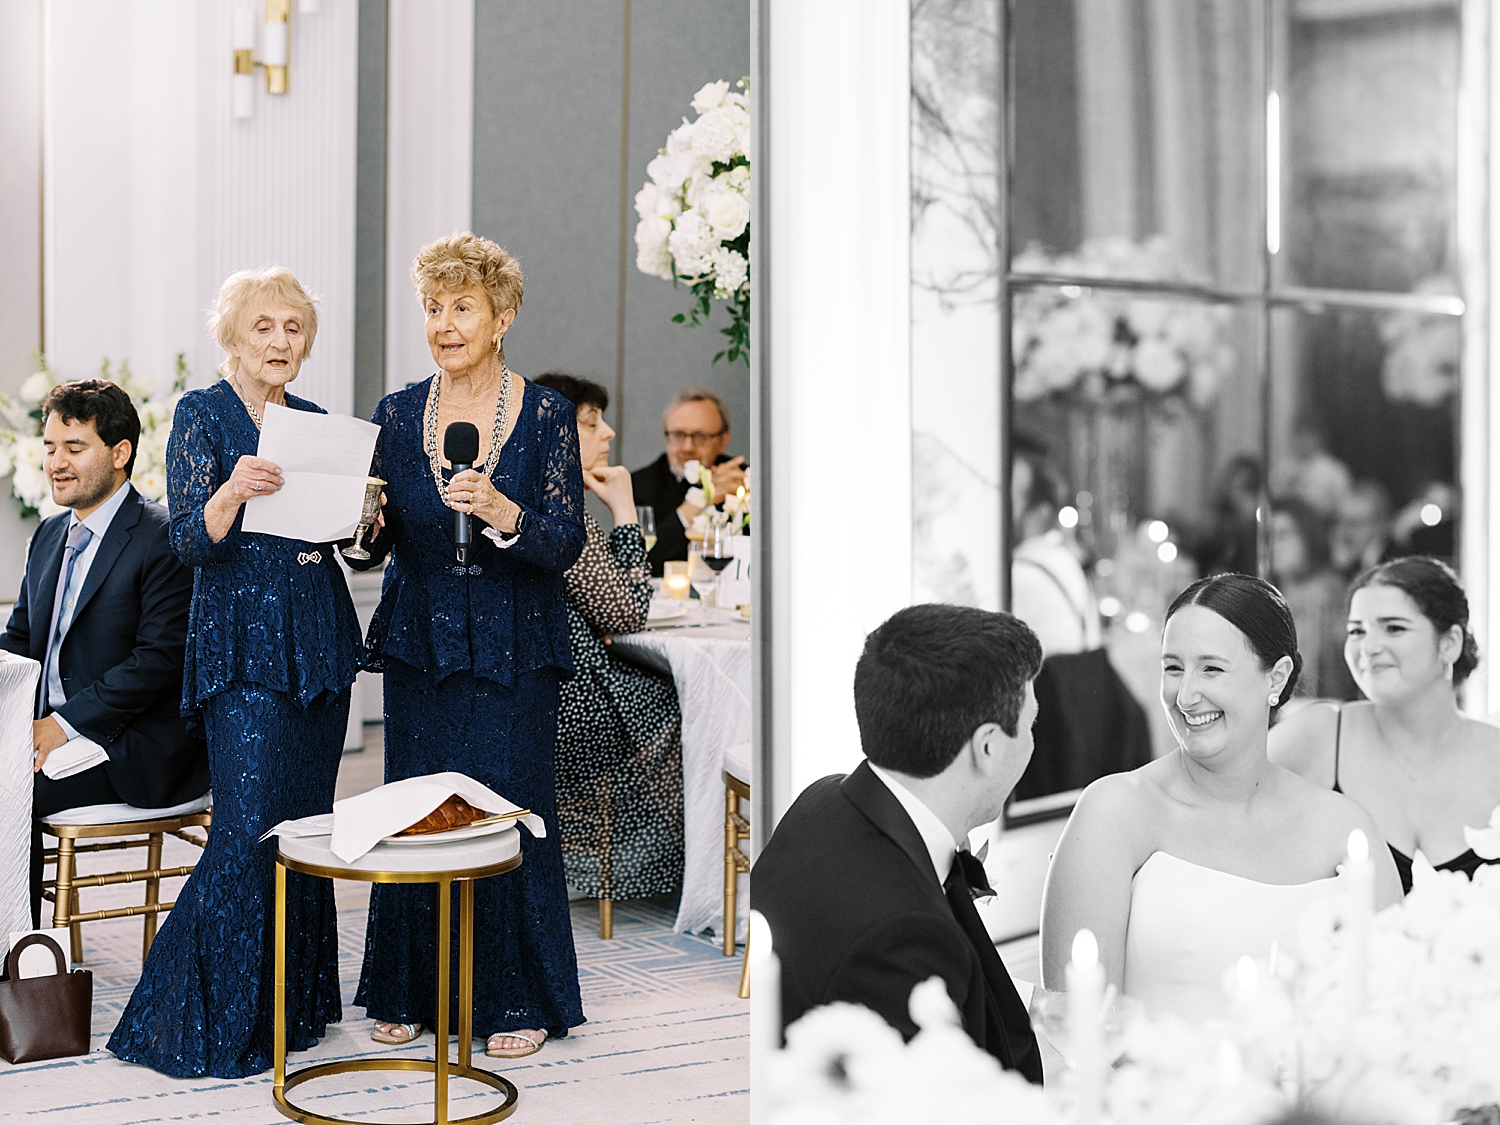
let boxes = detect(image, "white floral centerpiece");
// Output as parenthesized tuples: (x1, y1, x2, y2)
(1012, 235, 1233, 407)
(682, 457, 750, 537)
(0, 353, 187, 518)
(634, 78, 751, 366)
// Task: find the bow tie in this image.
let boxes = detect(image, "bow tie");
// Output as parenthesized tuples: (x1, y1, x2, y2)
(953, 848, 995, 899)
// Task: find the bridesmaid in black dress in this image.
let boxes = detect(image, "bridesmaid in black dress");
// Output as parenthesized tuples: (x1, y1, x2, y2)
(1271, 556, 1500, 892)
(350, 233, 586, 1059)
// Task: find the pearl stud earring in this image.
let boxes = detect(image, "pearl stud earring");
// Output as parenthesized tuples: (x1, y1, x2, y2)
(1268, 692, 1279, 705)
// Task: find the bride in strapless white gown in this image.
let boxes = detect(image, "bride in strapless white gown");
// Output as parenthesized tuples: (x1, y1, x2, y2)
(1040, 574, 1402, 1022)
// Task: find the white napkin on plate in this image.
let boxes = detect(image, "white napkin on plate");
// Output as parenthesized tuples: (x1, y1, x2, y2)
(328, 772, 543, 862)
(42, 736, 109, 781)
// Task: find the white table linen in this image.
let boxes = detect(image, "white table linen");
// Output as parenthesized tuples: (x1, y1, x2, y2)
(612, 616, 750, 939)
(0, 652, 40, 940)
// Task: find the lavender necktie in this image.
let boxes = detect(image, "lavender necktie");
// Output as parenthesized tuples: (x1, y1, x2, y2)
(39, 520, 94, 718)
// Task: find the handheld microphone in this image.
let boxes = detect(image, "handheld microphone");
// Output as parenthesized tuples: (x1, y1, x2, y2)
(444, 422, 481, 564)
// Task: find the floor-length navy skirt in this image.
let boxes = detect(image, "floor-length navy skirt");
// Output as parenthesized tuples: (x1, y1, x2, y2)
(355, 660, 584, 1038)
(107, 684, 348, 1077)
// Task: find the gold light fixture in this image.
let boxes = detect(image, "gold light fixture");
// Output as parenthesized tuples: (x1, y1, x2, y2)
(232, 3, 256, 119)
(263, 0, 291, 95)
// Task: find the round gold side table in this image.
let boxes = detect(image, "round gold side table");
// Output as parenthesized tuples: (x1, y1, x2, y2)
(273, 830, 525, 1125)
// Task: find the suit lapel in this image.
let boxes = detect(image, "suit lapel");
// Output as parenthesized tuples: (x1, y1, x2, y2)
(27, 517, 69, 662)
(70, 487, 140, 626)
(841, 761, 942, 891)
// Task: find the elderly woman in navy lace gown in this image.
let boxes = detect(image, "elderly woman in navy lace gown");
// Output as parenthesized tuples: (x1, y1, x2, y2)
(349, 233, 586, 1059)
(109, 267, 363, 1078)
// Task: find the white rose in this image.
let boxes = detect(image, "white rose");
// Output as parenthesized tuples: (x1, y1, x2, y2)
(683, 459, 703, 480)
(667, 209, 716, 277)
(665, 118, 696, 155)
(11, 463, 48, 509)
(703, 187, 749, 242)
(134, 469, 166, 501)
(634, 182, 661, 220)
(634, 215, 675, 280)
(648, 150, 699, 192)
(684, 486, 707, 510)
(691, 80, 730, 114)
(15, 436, 44, 470)
(0, 441, 13, 480)
(19, 371, 52, 404)
(1133, 335, 1186, 391)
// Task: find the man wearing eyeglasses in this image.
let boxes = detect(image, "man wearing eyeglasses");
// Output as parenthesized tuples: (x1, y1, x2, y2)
(631, 388, 747, 575)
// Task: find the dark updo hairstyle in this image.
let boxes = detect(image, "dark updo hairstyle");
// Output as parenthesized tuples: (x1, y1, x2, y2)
(533, 371, 608, 414)
(1166, 573, 1303, 718)
(1349, 556, 1480, 685)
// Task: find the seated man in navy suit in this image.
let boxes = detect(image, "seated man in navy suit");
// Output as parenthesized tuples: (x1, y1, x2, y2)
(753, 603, 1045, 1083)
(1, 380, 207, 926)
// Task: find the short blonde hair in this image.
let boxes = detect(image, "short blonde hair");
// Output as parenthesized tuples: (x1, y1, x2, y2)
(412, 232, 524, 318)
(207, 267, 321, 372)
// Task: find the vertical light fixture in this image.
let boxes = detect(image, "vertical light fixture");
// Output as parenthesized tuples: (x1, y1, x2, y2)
(232, 2, 256, 119)
(1266, 91, 1281, 255)
(263, 0, 291, 94)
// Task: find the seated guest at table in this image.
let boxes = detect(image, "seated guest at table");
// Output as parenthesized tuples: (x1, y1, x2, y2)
(533, 373, 685, 921)
(1010, 437, 1098, 657)
(1270, 557, 1500, 893)
(1, 380, 207, 929)
(755, 603, 1045, 1084)
(109, 267, 363, 1078)
(351, 233, 586, 1060)
(1041, 574, 1401, 1022)
(631, 388, 746, 575)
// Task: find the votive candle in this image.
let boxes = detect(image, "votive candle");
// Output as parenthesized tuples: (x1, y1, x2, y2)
(1068, 928, 1105, 1125)
(749, 911, 779, 1125)
(1343, 828, 1373, 1021)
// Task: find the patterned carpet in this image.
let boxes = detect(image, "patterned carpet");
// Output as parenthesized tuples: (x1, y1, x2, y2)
(0, 829, 748, 1124)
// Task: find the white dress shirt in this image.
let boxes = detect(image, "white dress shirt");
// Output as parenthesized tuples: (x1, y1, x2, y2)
(46, 482, 134, 735)
(866, 762, 1034, 1007)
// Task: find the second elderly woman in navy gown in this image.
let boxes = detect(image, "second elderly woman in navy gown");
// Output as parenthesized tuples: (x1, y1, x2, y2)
(108, 267, 363, 1077)
(350, 233, 586, 1058)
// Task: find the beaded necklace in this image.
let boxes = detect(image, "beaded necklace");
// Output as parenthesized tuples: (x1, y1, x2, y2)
(424, 367, 513, 503)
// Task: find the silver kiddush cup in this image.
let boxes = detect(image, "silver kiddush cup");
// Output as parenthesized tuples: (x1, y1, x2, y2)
(341, 476, 386, 560)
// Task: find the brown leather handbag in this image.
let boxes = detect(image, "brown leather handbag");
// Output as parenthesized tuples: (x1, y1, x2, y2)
(0, 934, 93, 1064)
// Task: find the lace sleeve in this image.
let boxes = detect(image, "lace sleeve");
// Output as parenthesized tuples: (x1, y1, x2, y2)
(345, 395, 396, 571)
(166, 393, 235, 568)
(504, 389, 586, 572)
(565, 518, 650, 636)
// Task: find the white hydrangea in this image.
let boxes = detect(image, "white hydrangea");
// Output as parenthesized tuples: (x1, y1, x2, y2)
(635, 213, 674, 280)
(19, 370, 53, 403)
(692, 103, 749, 166)
(708, 247, 748, 297)
(667, 209, 717, 278)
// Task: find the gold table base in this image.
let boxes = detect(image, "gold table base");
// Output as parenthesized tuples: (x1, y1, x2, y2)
(273, 847, 523, 1125)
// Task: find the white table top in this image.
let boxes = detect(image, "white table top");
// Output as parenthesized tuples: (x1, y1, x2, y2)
(278, 825, 521, 878)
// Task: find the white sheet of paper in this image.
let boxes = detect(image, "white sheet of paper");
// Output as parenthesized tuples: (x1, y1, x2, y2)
(240, 402, 380, 543)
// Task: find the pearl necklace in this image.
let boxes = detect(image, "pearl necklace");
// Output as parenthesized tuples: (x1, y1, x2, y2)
(424, 367, 513, 503)
(231, 373, 264, 429)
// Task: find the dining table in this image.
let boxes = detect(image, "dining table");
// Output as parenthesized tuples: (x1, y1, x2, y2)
(0, 652, 40, 939)
(610, 603, 750, 942)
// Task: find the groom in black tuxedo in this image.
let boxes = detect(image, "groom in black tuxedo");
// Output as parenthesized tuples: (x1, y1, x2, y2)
(753, 603, 1045, 1083)
(1, 380, 207, 925)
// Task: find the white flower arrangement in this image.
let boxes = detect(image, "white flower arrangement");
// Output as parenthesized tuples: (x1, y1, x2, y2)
(0, 353, 187, 518)
(1012, 236, 1234, 407)
(1379, 278, 1461, 407)
(634, 78, 751, 366)
(770, 813, 1500, 1125)
(682, 457, 750, 536)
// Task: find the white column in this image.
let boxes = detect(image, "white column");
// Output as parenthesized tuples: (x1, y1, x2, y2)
(765, 0, 911, 819)
(384, 0, 474, 392)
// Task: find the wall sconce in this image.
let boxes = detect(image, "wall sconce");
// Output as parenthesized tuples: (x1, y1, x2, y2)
(232, 4, 256, 119)
(263, 0, 291, 95)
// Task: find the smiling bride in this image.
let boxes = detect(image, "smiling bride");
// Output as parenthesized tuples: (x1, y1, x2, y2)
(1039, 573, 1402, 1021)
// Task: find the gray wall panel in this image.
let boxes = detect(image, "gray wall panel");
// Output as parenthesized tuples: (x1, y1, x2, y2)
(471, 0, 750, 474)
(473, 0, 625, 398)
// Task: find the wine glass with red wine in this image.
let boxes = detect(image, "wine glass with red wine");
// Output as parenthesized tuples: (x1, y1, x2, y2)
(701, 518, 734, 606)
